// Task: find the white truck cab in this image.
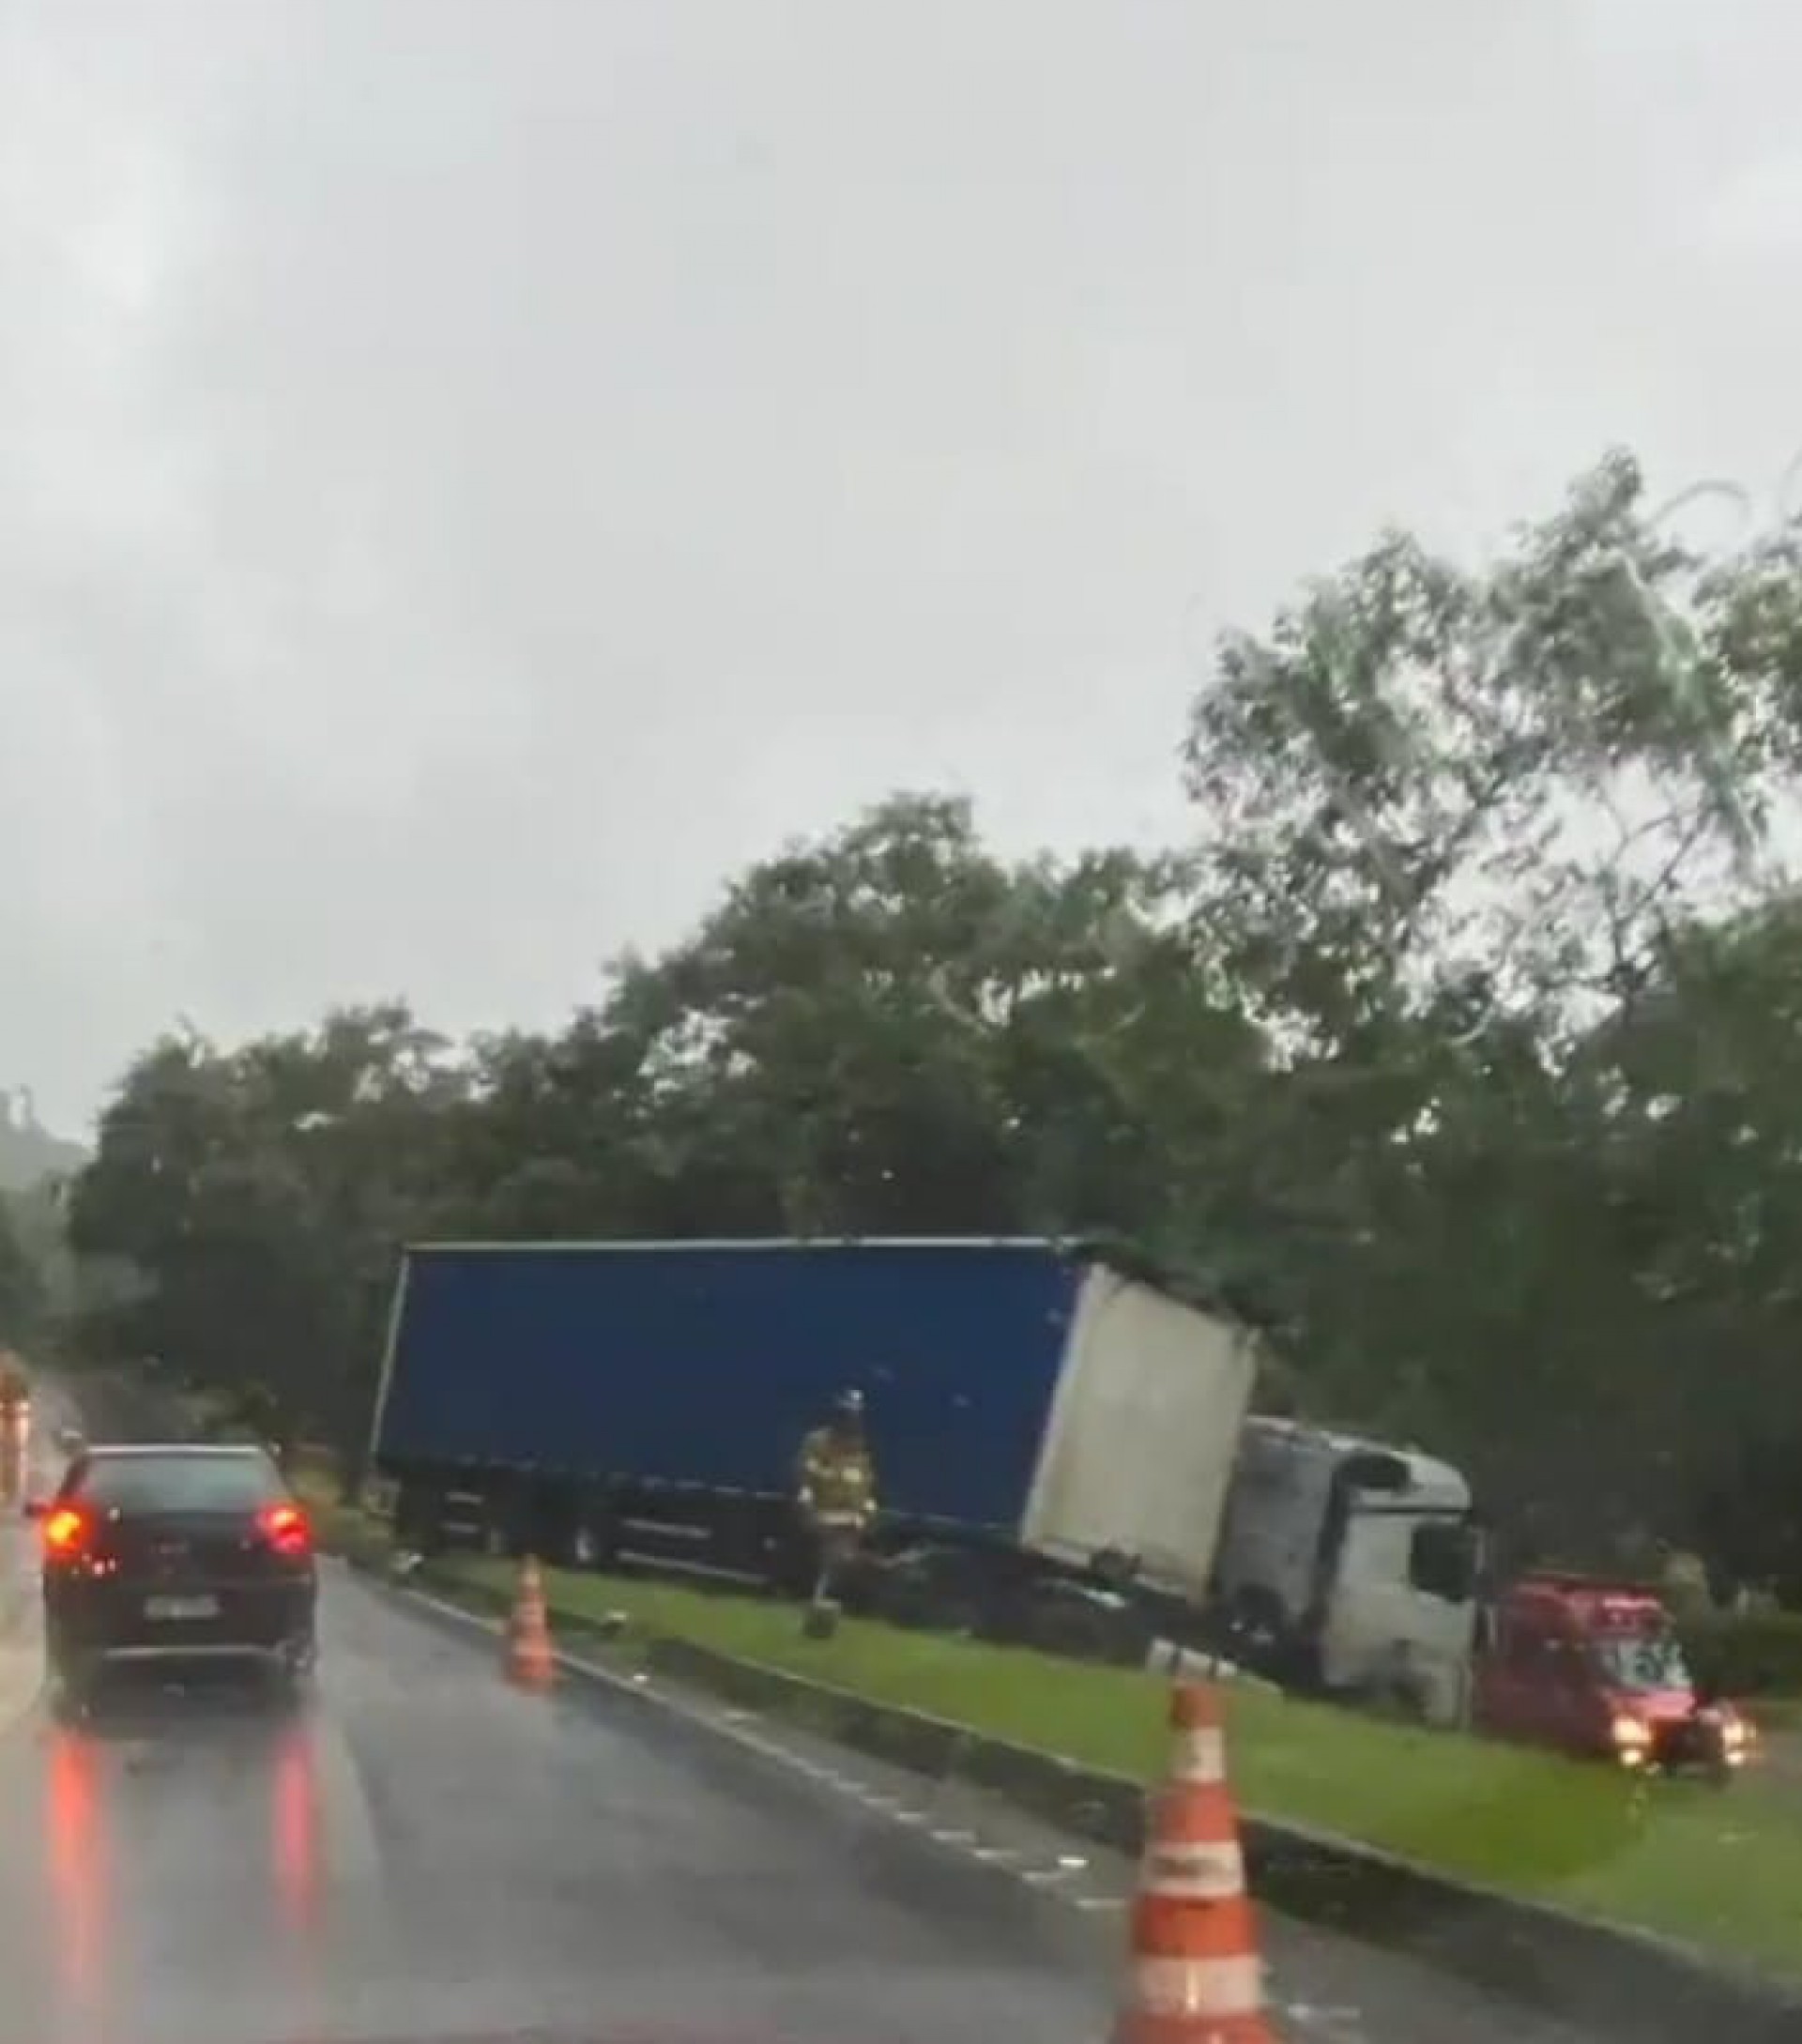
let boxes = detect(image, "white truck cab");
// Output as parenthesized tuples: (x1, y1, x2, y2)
(1212, 1417, 1481, 1725)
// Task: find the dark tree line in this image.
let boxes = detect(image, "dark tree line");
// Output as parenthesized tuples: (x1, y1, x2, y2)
(57, 452, 1802, 1590)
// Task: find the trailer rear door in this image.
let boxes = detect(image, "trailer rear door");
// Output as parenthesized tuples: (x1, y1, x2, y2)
(1020, 1267, 1258, 1599)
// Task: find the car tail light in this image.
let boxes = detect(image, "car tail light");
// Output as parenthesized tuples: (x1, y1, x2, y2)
(258, 1502, 312, 1558)
(41, 1505, 88, 1557)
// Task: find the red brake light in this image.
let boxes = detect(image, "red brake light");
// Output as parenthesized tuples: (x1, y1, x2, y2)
(42, 1505, 87, 1557)
(258, 1502, 312, 1558)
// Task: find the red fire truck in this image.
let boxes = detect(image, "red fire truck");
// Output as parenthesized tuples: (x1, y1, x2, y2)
(1473, 1572, 1750, 1777)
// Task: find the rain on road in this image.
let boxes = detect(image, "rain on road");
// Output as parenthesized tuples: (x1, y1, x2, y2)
(0, 1399, 1594, 2044)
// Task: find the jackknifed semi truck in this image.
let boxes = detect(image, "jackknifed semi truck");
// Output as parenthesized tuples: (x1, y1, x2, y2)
(368, 1237, 1482, 1718)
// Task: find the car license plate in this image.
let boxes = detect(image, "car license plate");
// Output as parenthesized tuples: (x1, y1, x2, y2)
(144, 1594, 219, 1622)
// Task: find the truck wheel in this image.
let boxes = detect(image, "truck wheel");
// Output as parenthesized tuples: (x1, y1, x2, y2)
(1371, 1674, 1427, 1721)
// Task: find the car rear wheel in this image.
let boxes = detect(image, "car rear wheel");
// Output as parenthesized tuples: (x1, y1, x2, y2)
(267, 1637, 317, 1711)
(47, 1647, 96, 1720)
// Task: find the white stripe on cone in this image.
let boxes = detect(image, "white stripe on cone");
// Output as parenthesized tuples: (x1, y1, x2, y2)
(1123, 1953, 1265, 2019)
(1141, 1838, 1245, 1900)
(1146, 1640, 1245, 1681)
(1168, 1728, 1227, 1782)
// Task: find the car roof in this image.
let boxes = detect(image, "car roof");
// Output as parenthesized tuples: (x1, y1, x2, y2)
(80, 1441, 274, 1458)
(1504, 1577, 1667, 1624)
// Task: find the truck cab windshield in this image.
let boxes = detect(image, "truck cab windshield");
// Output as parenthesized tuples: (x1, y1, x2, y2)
(1592, 1631, 1691, 1692)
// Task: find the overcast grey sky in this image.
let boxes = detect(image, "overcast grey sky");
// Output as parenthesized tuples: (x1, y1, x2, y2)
(4, 0, 1799, 1132)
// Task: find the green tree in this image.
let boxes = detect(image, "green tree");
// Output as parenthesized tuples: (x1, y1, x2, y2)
(0, 1200, 41, 1344)
(1185, 450, 1790, 1052)
(1178, 450, 1802, 1553)
(577, 792, 1265, 1243)
(68, 1004, 467, 1465)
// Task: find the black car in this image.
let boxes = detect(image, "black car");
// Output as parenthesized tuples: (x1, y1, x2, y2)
(35, 1442, 318, 1704)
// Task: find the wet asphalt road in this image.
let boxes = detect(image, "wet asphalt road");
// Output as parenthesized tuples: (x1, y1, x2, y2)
(0, 1397, 1597, 2044)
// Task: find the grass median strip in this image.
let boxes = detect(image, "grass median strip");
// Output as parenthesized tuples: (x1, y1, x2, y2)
(433, 1552, 1802, 1984)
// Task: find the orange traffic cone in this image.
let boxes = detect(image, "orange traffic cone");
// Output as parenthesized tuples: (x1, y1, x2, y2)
(1114, 1682, 1275, 2044)
(504, 1555, 556, 1692)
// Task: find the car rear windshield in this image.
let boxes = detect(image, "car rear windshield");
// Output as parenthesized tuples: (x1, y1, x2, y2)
(70, 1452, 288, 1514)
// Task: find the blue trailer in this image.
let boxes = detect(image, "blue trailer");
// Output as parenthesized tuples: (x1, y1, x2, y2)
(369, 1237, 1260, 1617)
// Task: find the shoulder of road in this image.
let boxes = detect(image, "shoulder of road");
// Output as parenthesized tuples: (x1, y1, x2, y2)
(316, 1488, 1801, 2044)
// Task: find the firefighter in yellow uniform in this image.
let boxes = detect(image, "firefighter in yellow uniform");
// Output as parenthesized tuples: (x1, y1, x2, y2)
(795, 1388, 878, 1605)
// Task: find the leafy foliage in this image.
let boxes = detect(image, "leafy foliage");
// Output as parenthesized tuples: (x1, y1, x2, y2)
(52, 454, 1802, 1593)
(1679, 1607, 1802, 1701)
(0, 1200, 41, 1345)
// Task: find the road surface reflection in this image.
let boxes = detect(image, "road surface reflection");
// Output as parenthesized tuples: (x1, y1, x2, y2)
(38, 1683, 331, 2037)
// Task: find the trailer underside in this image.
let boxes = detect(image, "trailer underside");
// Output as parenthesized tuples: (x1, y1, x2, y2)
(383, 1459, 1222, 1667)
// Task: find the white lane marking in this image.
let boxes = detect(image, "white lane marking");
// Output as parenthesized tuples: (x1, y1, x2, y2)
(0, 1495, 44, 1735)
(303, 1706, 388, 1890)
(1276, 2003, 1368, 2042)
(396, 1578, 1031, 1843)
